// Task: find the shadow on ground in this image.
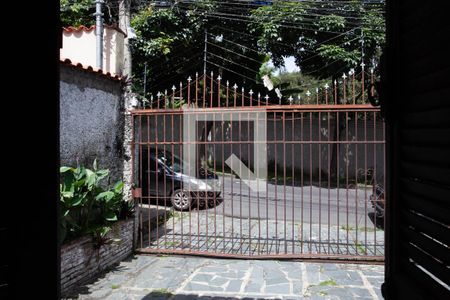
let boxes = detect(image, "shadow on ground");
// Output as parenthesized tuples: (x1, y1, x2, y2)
(142, 292, 277, 300)
(62, 255, 138, 299)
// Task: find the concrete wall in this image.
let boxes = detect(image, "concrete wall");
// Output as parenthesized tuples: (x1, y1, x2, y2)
(213, 115, 385, 183)
(60, 219, 134, 297)
(60, 65, 124, 183)
(61, 27, 125, 76)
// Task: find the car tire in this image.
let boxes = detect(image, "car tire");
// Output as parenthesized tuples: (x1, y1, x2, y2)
(171, 189, 192, 211)
(207, 196, 223, 208)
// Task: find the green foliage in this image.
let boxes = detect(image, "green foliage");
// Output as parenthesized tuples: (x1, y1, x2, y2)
(60, 1, 384, 104)
(130, 2, 268, 103)
(60, 0, 122, 27)
(130, 6, 206, 100)
(59, 160, 129, 244)
(60, 0, 95, 27)
(270, 71, 329, 104)
(259, 61, 276, 77)
(90, 226, 121, 249)
(249, 1, 385, 78)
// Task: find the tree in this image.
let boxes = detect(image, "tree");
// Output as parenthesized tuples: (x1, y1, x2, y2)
(130, 1, 270, 102)
(61, 0, 126, 27)
(248, 0, 385, 79)
(270, 71, 329, 104)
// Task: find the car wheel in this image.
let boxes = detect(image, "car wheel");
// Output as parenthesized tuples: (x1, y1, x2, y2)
(171, 189, 192, 211)
(207, 197, 223, 208)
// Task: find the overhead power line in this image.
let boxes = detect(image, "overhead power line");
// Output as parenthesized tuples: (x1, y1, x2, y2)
(206, 41, 264, 64)
(207, 32, 263, 54)
(146, 60, 203, 92)
(210, 24, 359, 53)
(180, 8, 383, 34)
(207, 52, 261, 74)
(145, 52, 203, 83)
(181, 2, 372, 24)
(206, 60, 259, 83)
(209, 31, 361, 69)
(178, 0, 384, 18)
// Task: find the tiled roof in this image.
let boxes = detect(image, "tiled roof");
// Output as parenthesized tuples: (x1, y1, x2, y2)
(60, 58, 123, 82)
(63, 25, 127, 37)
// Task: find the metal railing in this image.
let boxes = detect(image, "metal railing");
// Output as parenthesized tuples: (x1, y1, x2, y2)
(131, 67, 385, 262)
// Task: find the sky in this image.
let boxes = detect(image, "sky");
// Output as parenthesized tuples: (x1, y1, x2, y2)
(267, 56, 300, 75)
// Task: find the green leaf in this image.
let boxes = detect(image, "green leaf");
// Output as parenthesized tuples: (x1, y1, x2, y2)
(96, 169, 109, 180)
(71, 194, 85, 206)
(96, 191, 115, 201)
(93, 158, 98, 171)
(113, 181, 124, 194)
(104, 212, 117, 221)
(75, 166, 86, 180)
(60, 166, 73, 173)
(61, 191, 74, 198)
(85, 169, 96, 187)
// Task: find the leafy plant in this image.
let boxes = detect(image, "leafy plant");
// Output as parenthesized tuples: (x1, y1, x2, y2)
(90, 226, 120, 250)
(95, 181, 124, 223)
(59, 159, 126, 244)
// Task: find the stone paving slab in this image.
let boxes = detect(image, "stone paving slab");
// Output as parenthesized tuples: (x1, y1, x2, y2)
(64, 255, 384, 300)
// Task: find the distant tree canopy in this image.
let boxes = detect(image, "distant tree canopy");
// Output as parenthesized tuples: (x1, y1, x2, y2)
(130, 1, 269, 101)
(60, 0, 385, 102)
(248, 0, 385, 78)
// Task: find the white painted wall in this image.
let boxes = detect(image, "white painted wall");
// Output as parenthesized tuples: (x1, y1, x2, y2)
(61, 27, 124, 76)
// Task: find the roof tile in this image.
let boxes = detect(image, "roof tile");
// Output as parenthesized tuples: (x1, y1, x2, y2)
(60, 58, 123, 82)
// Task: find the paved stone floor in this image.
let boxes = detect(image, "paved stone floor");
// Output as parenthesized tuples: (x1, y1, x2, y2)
(64, 255, 384, 300)
(141, 209, 384, 257)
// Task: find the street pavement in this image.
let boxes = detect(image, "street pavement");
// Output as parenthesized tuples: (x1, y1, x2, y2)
(141, 209, 384, 257)
(219, 176, 377, 228)
(64, 255, 384, 300)
(138, 175, 384, 257)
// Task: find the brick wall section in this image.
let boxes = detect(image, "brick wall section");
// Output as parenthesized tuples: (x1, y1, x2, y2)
(60, 219, 134, 296)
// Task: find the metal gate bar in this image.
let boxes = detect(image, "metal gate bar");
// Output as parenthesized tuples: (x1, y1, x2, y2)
(131, 70, 385, 262)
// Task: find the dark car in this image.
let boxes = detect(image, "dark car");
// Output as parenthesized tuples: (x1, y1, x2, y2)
(141, 148, 222, 211)
(369, 184, 385, 229)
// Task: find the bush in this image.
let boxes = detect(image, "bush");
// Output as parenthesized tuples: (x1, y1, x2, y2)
(59, 159, 132, 244)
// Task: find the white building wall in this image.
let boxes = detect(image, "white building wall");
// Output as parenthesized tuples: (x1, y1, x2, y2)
(60, 26, 125, 76)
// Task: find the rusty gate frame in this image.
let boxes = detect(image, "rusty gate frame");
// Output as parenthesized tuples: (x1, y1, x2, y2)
(131, 70, 386, 263)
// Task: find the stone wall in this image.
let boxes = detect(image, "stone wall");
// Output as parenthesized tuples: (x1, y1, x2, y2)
(60, 219, 134, 297)
(60, 64, 125, 183)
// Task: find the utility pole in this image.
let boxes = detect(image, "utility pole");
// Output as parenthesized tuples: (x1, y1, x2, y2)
(143, 62, 147, 96)
(119, 0, 132, 77)
(95, 0, 104, 69)
(203, 28, 207, 75)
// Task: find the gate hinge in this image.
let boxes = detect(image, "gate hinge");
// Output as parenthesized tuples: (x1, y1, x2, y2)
(132, 187, 142, 198)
